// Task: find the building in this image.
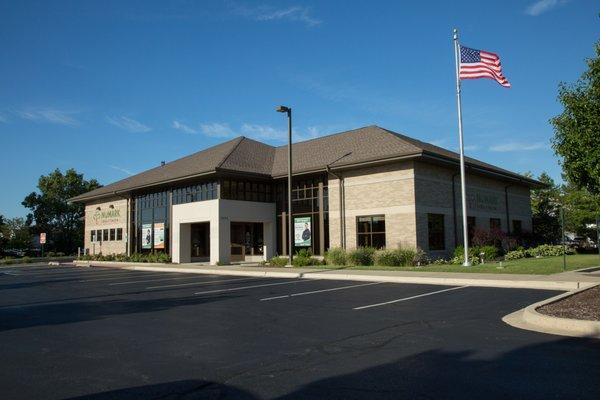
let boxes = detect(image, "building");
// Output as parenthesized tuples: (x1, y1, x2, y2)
(70, 126, 540, 264)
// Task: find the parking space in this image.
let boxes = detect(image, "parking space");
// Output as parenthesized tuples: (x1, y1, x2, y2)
(1, 264, 599, 399)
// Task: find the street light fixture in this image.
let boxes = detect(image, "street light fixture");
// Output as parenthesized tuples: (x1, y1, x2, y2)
(276, 105, 293, 266)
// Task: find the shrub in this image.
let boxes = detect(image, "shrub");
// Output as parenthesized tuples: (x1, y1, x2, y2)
(373, 249, 402, 266)
(527, 244, 575, 258)
(504, 249, 527, 260)
(292, 248, 321, 267)
(347, 247, 376, 266)
(325, 247, 346, 266)
(269, 256, 289, 267)
(477, 245, 498, 261)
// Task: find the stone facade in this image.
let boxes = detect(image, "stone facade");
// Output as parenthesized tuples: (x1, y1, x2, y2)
(329, 161, 418, 251)
(328, 160, 533, 258)
(84, 197, 129, 255)
(414, 161, 532, 257)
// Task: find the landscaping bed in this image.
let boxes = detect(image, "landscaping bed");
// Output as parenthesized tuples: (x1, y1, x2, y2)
(537, 285, 600, 321)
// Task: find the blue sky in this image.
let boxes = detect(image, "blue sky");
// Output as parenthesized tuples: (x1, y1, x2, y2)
(0, 0, 598, 218)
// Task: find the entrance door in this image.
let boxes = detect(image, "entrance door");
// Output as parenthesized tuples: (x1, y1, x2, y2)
(230, 222, 264, 261)
(190, 223, 210, 261)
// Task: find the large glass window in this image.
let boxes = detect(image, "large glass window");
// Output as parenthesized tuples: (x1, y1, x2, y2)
(357, 215, 386, 249)
(103, 229, 109, 241)
(96, 229, 102, 242)
(109, 229, 116, 241)
(428, 213, 445, 251)
(116, 228, 123, 241)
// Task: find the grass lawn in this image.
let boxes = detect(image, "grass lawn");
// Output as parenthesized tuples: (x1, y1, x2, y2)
(298, 254, 600, 275)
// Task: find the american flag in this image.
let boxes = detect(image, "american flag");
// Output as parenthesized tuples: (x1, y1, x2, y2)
(459, 46, 511, 88)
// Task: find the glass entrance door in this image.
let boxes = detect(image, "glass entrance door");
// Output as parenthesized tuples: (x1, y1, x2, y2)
(190, 223, 210, 260)
(230, 222, 264, 260)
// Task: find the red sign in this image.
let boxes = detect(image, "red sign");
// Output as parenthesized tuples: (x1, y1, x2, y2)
(40, 233, 46, 244)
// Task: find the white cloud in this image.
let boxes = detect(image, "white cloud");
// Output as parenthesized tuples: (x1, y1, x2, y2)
(109, 165, 134, 176)
(106, 116, 151, 133)
(525, 0, 568, 16)
(172, 120, 197, 134)
(16, 108, 79, 126)
(200, 122, 235, 138)
(229, 2, 321, 27)
(0, 113, 7, 123)
(489, 141, 549, 152)
(240, 123, 286, 140)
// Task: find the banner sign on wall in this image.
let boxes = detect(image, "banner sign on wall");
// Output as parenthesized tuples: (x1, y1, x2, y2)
(294, 217, 312, 247)
(154, 222, 165, 250)
(142, 223, 152, 249)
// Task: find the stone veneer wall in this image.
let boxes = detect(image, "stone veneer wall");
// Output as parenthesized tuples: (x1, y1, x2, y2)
(328, 161, 417, 251)
(413, 161, 532, 258)
(84, 196, 128, 255)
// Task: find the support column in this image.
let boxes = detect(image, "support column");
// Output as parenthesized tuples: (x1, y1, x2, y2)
(318, 182, 325, 255)
(281, 212, 287, 256)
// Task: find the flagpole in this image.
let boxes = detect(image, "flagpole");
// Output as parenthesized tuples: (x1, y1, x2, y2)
(453, 28, 471, 267)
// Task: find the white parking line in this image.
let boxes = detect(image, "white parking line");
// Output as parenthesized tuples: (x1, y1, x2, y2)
(146, 277, 257, 289)
(79, 272, 169, 282)
(109, 275, 218, 285)
(194, 279, 319, 296)
(353, 285, 469, 310)
(260, 281, 385, 301)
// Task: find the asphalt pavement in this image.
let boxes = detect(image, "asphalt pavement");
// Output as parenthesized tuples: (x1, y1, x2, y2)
(0, 264, 598, 399)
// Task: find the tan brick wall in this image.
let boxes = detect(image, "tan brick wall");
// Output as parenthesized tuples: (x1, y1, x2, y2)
(84, 197, 128, 255)
(329, 161, 417, 251)
(413, 161, 532, 257)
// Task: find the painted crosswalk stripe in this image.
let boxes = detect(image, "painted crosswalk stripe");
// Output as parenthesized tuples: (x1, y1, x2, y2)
(353, 285, 469, 310)
(260, 281, 385, 301)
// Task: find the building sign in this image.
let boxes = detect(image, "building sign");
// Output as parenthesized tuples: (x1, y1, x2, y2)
(40, 233, 46, 244)
(154, 222, 165, 250)
(91, 207, 122, 225)
(294, 217, 312, 247)
(467, 192, 500, 212)
(142, 223, 152, 249)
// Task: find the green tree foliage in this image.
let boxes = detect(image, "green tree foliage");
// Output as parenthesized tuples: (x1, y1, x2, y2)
(0, 214, 7, 254)
(529, 172, 562, 244)
(22, 168, 101, 254)
(551, 42, 600, 194)
(0, 217, 33, 250)
(561, 181, 600, 237)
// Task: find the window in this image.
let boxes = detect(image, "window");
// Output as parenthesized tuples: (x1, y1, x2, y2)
(356, 215, 386, 249)
(116, 228, 123, 241)
(490, 218, 501, 231)
(90, 231, 96, 242)
(110, 229, 116, 241)
(97, 229, 103, 242)
(467, 216, 476, 245)
(103, 229, 109, 241)
(428, 214, 445, 250)
(512, 220, 522, 234)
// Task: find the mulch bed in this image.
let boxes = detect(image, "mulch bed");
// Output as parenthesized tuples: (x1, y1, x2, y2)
(537, 285, 600, 321)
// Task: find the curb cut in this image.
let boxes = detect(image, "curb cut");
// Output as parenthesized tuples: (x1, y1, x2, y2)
(74, 261, 595, 291)
(503, 284, 600, 339)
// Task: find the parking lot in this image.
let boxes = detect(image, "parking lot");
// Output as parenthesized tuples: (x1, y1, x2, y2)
(1, 264, 599, 399)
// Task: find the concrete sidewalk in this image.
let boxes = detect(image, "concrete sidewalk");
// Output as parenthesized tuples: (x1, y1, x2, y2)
(73, 261, 600, 291)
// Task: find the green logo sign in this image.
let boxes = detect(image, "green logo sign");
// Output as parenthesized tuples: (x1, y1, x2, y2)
(92, 208, 121, 224)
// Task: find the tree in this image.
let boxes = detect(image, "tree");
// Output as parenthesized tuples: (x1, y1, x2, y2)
(22, 168, 101, 254)
(561, 181, 600, 238)
(0, 214, 7, 254)
(528, 172, 562, 244)
(551, 41, 600, 194)
(0, 217, 32, 250)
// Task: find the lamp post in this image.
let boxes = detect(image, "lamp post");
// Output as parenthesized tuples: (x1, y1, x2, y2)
(276, 105, 293, 266)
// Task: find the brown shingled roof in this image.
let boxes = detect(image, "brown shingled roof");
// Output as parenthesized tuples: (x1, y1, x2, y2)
(70, 125, 539, 202)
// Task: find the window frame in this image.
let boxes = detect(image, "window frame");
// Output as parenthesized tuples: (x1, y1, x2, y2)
(116, 228, 123, 241)
(356, 215, 386, 249)
(427, 213, 445, 251)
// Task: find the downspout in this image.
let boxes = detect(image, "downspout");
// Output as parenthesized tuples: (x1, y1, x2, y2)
(452, 172, 460, 248)
(504, 185, 511, 235)
(113, 191, 131, 256)
(326, 166, 345, 249)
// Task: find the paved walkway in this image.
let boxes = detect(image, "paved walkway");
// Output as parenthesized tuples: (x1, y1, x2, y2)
(74, 261, 600, 291)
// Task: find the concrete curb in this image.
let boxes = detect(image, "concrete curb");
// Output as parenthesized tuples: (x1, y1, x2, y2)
(503, 284, 600, 339)
(73, 260, 595, 291)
